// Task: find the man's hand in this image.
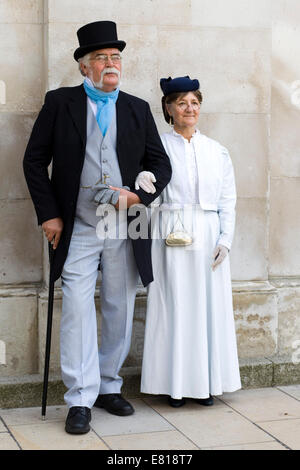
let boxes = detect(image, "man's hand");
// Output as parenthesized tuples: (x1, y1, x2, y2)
(41, 217, 64, 250)
(109, 186, 141, 209)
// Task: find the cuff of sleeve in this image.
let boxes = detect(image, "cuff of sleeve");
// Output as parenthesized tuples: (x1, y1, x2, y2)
(217, 236, 232, 251)
(37, 212, 61, 226)
(130, 188, 155, 207)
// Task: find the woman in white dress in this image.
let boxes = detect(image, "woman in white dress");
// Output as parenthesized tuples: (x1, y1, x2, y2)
(140, 76, 241, 407)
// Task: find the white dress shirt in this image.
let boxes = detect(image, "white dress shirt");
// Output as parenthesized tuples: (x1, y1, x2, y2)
(84, 77, 98, 116)
(172, 129, 199, 204)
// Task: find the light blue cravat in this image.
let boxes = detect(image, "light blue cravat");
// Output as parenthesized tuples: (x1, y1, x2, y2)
(83, 78, 119, 137)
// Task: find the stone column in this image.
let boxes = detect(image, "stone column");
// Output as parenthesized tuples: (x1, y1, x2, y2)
(269, 0, 300, 366)
(0, 0, 44, 378)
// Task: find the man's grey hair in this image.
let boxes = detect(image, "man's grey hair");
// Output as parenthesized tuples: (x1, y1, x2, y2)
(78, 52, 91, 76)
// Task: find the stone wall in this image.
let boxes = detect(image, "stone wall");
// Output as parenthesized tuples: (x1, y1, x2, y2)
(1, 0, 300, 403)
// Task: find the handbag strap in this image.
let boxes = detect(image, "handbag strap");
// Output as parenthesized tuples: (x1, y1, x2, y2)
(169, 211, 188, 233)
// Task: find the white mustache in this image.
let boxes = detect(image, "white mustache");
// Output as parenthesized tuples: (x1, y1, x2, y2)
(101, 67, 121, 80)
(90, 67, 121, 90)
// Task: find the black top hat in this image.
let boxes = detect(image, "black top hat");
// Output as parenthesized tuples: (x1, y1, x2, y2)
(74, 21, 126, 62)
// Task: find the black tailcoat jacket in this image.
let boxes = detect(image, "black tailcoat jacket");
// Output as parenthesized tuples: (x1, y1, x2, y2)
(23, 85, 172, 287)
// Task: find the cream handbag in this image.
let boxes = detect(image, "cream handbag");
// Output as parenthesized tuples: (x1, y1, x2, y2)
(165, 212, 193, 247)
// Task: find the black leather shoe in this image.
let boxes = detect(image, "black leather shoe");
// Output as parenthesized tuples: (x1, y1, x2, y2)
(168, 396, 186, 408)
(65, 406, 91, 434)
(196, 395, 214, 406)
(94, 394, 134, 416)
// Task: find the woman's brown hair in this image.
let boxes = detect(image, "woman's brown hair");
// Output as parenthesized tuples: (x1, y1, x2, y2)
(161, 90, 203, 124)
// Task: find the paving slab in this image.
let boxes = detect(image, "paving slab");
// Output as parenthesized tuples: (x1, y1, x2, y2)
(258, 419, 300, 450)
(277, 384, 300, 401)
(0, 432, 20, 450)
(0, 420, 6, 432)
(220, 387, 300, 422)
(91, 399, 174, 437)
(203, 441, 287, 450)
(144, 396, 272, 448)
(103, 430, 198, 450)
(7, 422, 108, 450)
(0, 405, 67, 426)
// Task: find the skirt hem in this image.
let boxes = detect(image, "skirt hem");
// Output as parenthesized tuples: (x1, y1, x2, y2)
(140, 384, 242, 400)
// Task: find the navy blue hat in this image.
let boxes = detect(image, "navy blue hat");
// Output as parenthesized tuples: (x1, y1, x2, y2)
(160, 76, 200, 96)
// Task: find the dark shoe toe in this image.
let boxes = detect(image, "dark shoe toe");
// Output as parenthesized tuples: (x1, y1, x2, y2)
(168, 396, 186, 407)
(196, 395, 214, 406)
(65, 406, 91, 434)
(94, 394, 134, 416)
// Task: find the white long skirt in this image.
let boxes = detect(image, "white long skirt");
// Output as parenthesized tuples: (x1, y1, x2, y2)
(141, 208, 241, 399)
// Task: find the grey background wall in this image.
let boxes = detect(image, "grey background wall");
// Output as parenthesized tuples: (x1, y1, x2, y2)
(0, 1, 300, 393)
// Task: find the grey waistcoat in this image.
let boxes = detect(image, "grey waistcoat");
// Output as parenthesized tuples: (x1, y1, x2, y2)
(75, 100, 123, 227)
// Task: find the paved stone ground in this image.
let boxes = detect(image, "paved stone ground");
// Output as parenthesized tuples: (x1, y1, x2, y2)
(1, 385, 300, 450)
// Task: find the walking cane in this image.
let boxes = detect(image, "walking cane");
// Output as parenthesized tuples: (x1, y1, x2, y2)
(41, 242, 55, 420)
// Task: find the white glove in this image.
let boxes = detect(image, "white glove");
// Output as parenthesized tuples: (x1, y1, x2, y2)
(211, 244, 229, 271)
(135, 171, 157, 194)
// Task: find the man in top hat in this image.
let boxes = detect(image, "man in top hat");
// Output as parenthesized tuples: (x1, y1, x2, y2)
(23, 21, 171, 434)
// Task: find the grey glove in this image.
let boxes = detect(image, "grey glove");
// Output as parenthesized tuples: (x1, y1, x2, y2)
(92, 183, 130, 206)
